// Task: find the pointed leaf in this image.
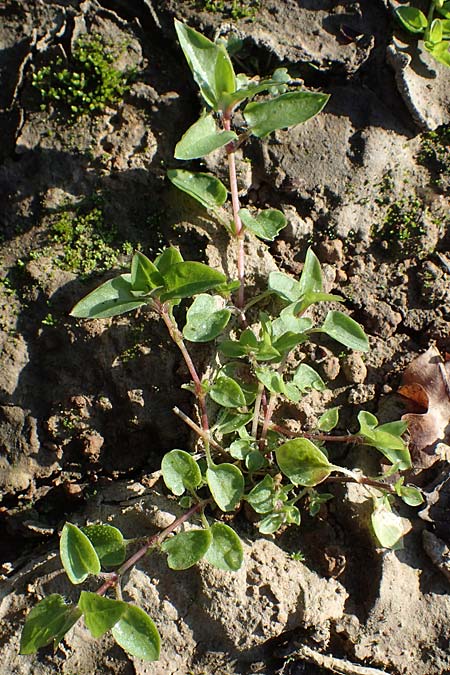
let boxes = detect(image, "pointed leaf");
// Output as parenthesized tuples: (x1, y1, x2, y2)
(239, 208, 287, 241)
(395, 6, 428, 33)
(160, 261, 227, 301)
(168, 169, 227, 209)
(206, 463, 244, 511)
(293, 364, 326, 393)
(70, 274, 146, 319)
(320, 310, 369, 352)
(130, 252, 164, 293)
(161, 529, 212, 569)
(78, 592, 126, 638)
(244, 91, 329, 138)
(268, 271, 302, 302)
(111, 604, 160, 661)
(154, 247, 183, 275)
(20, 595, 82, 655)
(175, 113, 237, 160)
(162, 450, 202, 496)
(258, 512, 284, 534)
(210, 376, 246, 408)
(82, 524, 126, 567)
(60, 523, 101, 584)
(255, 366, 286, 395)
(318, 407, 340, 432)
(174, 19, 236, 109)
(298, 248, 322, 296)
(204, 523, 243, 571)
(183, 294, 231, 342)
(424, 40, 450, 67)
(276, 438, 332, 486)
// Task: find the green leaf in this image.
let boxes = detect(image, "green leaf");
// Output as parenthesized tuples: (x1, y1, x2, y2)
(244, 91, 329, 138)
(276, 438, 332, 487)
(209, 376, 246, 407)
(428, 18, 444, 44)
(175, 113, 237, 160)
(293, 364, 326, 392)
(295, 291, 344, 313)
(357, 412, 411, 470)
(258, 512, 284, 534)
(78, 592, 125, 639)
(183, 294, 231, 342)
(246, 475, 276, 514)
(320, 310, 369, 352)
(161, 529, 212, 569)
(437, 2, 450, 19)
(154, 247, 183, 276)
(160, 261, 227, 301)
(130, 252, 164, 294)
(284, 504, 301, 525)
(81, 524, 126, 567)
(318, 407, 339, 432)
(298, 248, 322, 296)
(204, 523, 243, 571)
(371, 503, 405, 549)
(225, 68, 291, 107)
(70, 274, 146, 319)
(229, 439, 253, 460)
(255, 366, 286, 395)
(161, 449, 202, 496)
(214, 410, 253, 434)
(174, 19, 236, 109)
(168, 169, 227, 210)
(20, 595, 82, 654)
(239, 208, 287, 241)
(245, 449, 267, 472)
(60, 523, 101, 584)
(111, 604, 160, 661)
(424, 40, 450, 66)
(396, 484, 424, 507)
(268, 271, 302, 302)
(395, 6, 428, 33)
(206, 463, 244, 511)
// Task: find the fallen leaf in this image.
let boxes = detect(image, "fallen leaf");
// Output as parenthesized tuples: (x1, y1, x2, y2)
(399, 346, 450, 469)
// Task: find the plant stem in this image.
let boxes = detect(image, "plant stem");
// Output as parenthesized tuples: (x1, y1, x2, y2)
(223, 110, 245, 309)
(259, 355, 289, 450)
(270, 423, 364, 444)
(325, 474, 396, 495)
(173, 406, 225, 454)
(160, 306, 210, 435)
(425, 1, 436, 40)
(95, 501, 205, 596)
(252, 382, 265, 438)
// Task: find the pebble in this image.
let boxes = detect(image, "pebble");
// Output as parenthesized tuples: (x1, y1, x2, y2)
(342, 354, 367, 383)
(317, 238, 345, 265)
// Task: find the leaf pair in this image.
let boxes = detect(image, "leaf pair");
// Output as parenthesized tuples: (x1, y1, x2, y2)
(60, 523, 126, 585)
(357, 411, 411, 470)
(395, 6, 450, 67)
(161, 521, 243, 572)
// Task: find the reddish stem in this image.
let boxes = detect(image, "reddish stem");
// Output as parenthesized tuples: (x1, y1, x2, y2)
(325, 475, 396, 495)
(96, 501, 204, 596)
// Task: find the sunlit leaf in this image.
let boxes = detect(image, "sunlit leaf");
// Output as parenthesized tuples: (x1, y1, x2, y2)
(209, 376, 246, 407)
(111, 604, 160, 661)
(276, 438, 332, 486)
(268, 271, 302, 302)
(371, 501, 406, 549)
(70, 274, 146, 319)
(206, 463, 244, 511)
(161, 449, 202, 496)
(424, 40, 450, 66)
(258, 512, 284, 534)
(246, 475, 276, 514)
(395, 6, 428, 33)
(239, 208, 287, 241)
(320, 310, 369, 352)
(255, 366, 286, 395)
(318, 407, 340, 432)
(154, 247, 183, 276)
(82, 524, 126, 567)
(293, 363, 326, 392)
(204, 523, 243, 571)
(168, 169, 227, 209)
(244, 91, 329, 138)
(78, 592, 125, 638)
(175, 113, 237, 160)
(161, 529, 212, 569)
(130, 252, 164, 294)
(60, 523, 101, 585)
(20, 595, 82, 654)
(298, 248, 322, 297)
(160, 262, 227, 301)
(183, 294, 231, 342)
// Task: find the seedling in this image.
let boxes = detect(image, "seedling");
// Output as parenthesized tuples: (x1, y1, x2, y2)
(21, 20, 422, 663)
(395, 0, 450, 67)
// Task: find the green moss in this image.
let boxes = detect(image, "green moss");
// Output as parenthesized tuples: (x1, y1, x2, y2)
(194, 0, 260, 19)
(374, 196, 428, 258)
(33, 33, 134, 117)
(418, 124, 450, 190)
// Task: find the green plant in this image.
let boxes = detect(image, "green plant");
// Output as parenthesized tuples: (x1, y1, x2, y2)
(196, 0, 260, 19)
(375, 195, 428, 257)
(395, 0, 450, 67)
(21, 20, 423, 663)
(33, 33, 134, 117)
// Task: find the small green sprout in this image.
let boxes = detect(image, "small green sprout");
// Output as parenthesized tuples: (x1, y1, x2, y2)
(395, 1, 450, 67)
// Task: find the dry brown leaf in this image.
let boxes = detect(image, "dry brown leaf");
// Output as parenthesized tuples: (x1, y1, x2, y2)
(399, 346, 450, 469)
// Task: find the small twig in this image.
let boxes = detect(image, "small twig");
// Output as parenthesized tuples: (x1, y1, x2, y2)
(325, 474, 396, 495)
(270, 423, 364, 444)
(287, 644, 390, 675)
(173, 406, 226, 455)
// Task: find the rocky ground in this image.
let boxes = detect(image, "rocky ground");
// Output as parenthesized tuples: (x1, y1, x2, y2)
(0, 1, 449, 674)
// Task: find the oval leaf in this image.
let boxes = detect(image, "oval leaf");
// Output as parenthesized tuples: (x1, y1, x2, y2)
(268, 271, 302, 302)
(258, 512, 284, 534)
(161, 449, 202, 496)
(209, 376, 246, 408)
(78, 591, 126, 638)
(239, 208, 287, 241)
(60, 523, 101, 584)
(161, 529, 212, 569)
(318, 407, 340, 432)
(154, 247, 183, 275)
(204, 522, 243, 571)
(20, 595, 82, 655)
(81, 524, 127, 567)
(206, 463, 245, 511)
(161, 262, 227, 301)
(175, 113, 237, 160)
(168, 169, 227, 209)
(293, 363, 326, 392)
(183, 294, 231, 342)
(246, 475, 276, 514)
(395, 6, 428, 33)
(244, 91, 329, 138)
(111, 604, 160, 662)
(276, 438, 332, 487)
(321, 310, 369, 352)
(70, 274, 146, 319)
(371, 506, 405, 549)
